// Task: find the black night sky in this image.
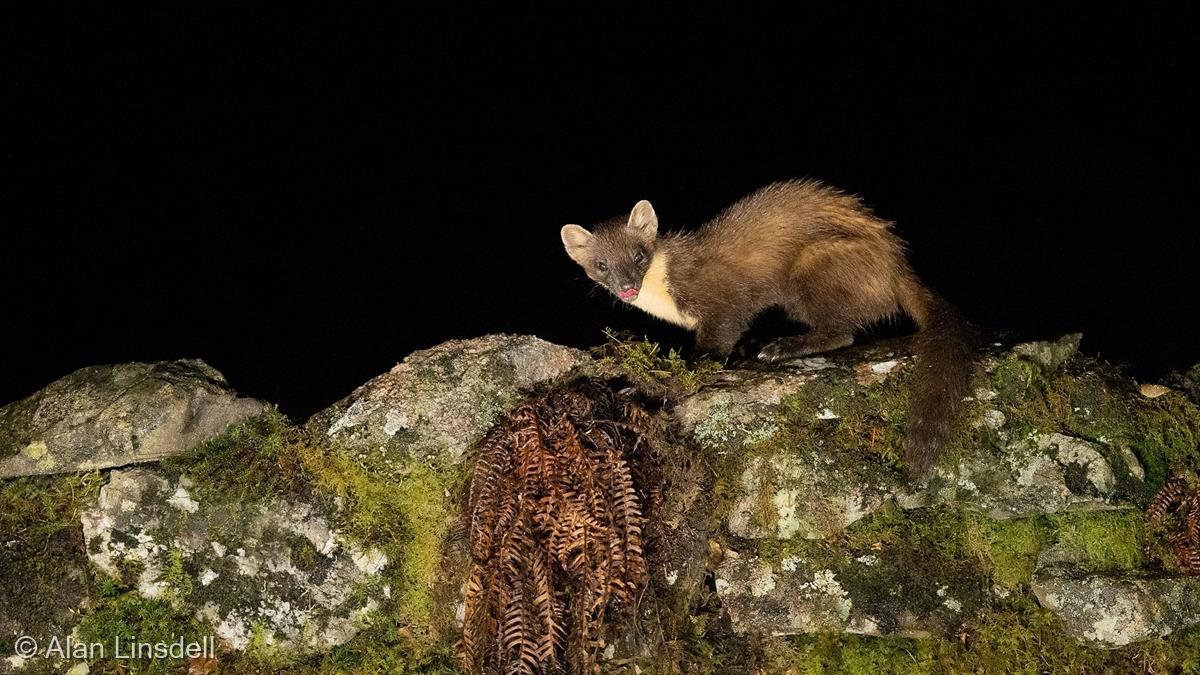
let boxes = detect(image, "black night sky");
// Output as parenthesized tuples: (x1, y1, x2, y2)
(4, 6, 1197, 418)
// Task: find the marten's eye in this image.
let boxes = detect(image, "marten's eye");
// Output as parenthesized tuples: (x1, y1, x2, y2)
(633, 249, 646, 264)
(596, 260, 609, 273)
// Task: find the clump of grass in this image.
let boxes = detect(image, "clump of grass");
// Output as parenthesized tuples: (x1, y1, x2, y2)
(593, 329, 722, 394)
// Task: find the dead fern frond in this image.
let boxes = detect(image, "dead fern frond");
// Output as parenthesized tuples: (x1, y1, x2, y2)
(461, 381, 657, 674)
(1147, 473, 1200, 576)
(1148, 475, 1186, 522)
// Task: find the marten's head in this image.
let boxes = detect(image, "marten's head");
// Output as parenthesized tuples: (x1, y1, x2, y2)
(560, 200, 659, 303)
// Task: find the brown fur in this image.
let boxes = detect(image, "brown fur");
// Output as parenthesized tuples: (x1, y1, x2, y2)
(561, 180, 972, 477)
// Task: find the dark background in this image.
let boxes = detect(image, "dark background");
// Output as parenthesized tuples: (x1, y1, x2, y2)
(4, 6, 1197, 419)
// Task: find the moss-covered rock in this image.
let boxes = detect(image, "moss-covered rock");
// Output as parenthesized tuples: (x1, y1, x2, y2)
(0, 473, 102, 674)
(717, 507, 990, 640)
(3, 332, 1199, 673)
(0, 360, 266, 479)
(683, 336, 1159, 552)
(79, 467, 387, 654)
(675, 333, 1200, 656)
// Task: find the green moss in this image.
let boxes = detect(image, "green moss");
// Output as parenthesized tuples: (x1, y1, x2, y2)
(161, 408, 310, 505)
(306, 621, 459, 674)
(963, 515, 1047, 590)
(963, 595, 1108, 674)
(594, 329, 723, 394)
(962, 510, 1144, 591)
(76, 591, 211, 675)
(0, 471, 106, 542)
(774, 363, 986, 474)
(0, 471, 106, 655)
(766, 600, 1200, 675)
(992, 355, 1045, 405)
(779, 633, 940, 675)
(981, 352, 1200, 503)
(162, 546, 194, 600)
(298, 447, 459, 632)
(1047, 509, 1144, 572)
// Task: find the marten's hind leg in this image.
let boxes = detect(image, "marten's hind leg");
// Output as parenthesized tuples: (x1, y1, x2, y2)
(758, 240, 900, 362)
(758, 326, 854, 362)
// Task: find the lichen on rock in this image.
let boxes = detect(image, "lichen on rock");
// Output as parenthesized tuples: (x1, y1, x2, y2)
(0, 360, 267, 479)
(80, 467, 388, 653)
(309, 334, 588, 468)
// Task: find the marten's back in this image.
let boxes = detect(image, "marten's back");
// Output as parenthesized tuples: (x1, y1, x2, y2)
(702, 179, 893, 245)
(670, 180, 903, 299)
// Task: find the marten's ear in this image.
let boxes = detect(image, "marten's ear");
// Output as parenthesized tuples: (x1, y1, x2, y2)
(560, 224, 594, 265)
(627, 200, 658, 238)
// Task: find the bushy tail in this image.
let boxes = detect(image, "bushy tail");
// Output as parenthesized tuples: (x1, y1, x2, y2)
(897, 275, 973, 479)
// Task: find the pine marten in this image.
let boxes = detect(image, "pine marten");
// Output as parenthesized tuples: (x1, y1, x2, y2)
(560, 180, 971, 477)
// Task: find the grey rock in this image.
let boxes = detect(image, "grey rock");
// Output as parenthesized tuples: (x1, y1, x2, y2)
(726, 452, 894, 540)
(934, 431, 1136, 520)
(676, 356, 841, 454)
(1012, 333, 1083, 371)
(715, 547, 984, 639)
(80, 468, 388, 653)
(1029, 526, 1200, 648)
(309, 334, 587, 467)
(0, 360, 267, 478)
(1182, 363, 1200, 405)
(1032, 575, 1200, 648)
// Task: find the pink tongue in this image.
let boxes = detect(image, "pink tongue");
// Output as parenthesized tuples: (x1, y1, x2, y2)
(619, 288, 638, 299)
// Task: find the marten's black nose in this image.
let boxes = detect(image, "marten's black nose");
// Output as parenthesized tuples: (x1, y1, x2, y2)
(619, 282, 636, 292)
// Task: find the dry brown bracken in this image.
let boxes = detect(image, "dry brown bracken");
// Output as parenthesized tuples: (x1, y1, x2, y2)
(460, 381, 655, 674)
